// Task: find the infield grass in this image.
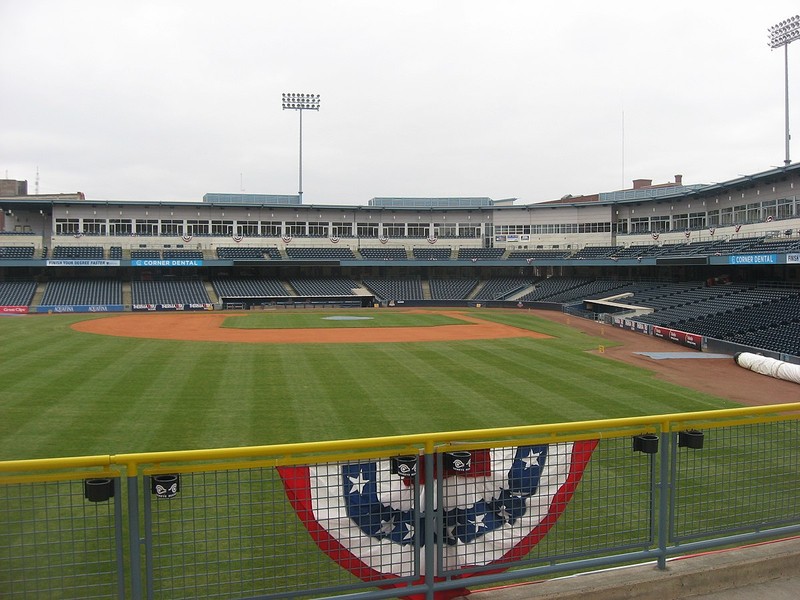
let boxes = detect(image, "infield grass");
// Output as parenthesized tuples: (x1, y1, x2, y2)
(0, 309, 738, 461)
(222, 310, 469, 329)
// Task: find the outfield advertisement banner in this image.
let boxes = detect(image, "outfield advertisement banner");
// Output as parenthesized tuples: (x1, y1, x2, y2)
(35, 304, 125, 314)
(46, 259, 121, 267)
(727, 254, 778, 265)
(132, 303, 213, 311)
(0, 305, 29, 314)
(652, 326, 702, 350)
(130, 259, 204, 267)
(612, 317, 650, 334)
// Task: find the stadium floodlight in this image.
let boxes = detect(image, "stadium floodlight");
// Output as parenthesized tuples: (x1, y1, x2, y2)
(282, 93, 321, 203)
(768, 16, 800, 166)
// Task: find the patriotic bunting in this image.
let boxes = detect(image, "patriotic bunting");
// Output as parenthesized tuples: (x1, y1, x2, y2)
(278, 440, 597, 599)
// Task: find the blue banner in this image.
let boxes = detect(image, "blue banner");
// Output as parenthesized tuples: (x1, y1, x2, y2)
(727, 254, 778, 265)
(130, 259, 204, 267)
(36, 305, 125, 314)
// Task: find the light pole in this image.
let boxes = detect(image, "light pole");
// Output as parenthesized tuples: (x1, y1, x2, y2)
(768, 15, 800, 166)
(282, 93, 320, 203)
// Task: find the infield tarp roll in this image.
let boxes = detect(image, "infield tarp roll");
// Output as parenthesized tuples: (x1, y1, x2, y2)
(733, 352, 800, 385)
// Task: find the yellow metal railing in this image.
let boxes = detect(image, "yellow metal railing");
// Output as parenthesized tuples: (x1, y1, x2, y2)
(3, 403, 800, 600)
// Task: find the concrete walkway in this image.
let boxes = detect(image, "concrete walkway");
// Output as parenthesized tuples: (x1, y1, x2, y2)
(465, 536, 800, 600)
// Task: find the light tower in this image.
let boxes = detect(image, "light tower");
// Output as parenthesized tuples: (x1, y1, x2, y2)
(768, 15, 800, 166)
(282, 93, 321, 202)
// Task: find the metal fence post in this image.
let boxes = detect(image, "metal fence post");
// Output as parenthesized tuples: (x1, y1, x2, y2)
(127, 474, 143, 600)
(657, 429, 671, 570)
(423, 449, 436, 600)
(114, 477, 127, 600)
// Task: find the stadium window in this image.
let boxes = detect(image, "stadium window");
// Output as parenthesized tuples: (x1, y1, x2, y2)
(732, 204, 746, 224)
(260, 221, 281, 237)
(331, 222, 353, 237)
(777, 198, 795, 219)
(628, 217, 649, 234)
(55, 218, 81, 235)
(652, 215, 670, 232)
(161, 220, 184, 236)
(211, 220, 234, 236)
(761, 199, 777, 221)
(458, 223, 479, 237)
(186, 220, 210, 235)
(435, 222, 456, 237)
(706, 210, 720, 226)
(357, 222, 378, 237)
(136, 219, 158, 236)
(82, 218, 106, 235)
(672, 214, 688, 230)
(308, 221, 328, 237)
(237, 221, 259, 236)
(720, 207, 733, 225)
(407, 223, 428, 238)
(109, 219, 133, 235)
(746, 203, 760, 223)
(689, 212, 706, 229)
(285, 221, 307, 236)
(385, 224, 405, 237)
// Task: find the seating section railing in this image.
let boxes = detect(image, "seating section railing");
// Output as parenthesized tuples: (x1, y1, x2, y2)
(3, 405, 800, 599)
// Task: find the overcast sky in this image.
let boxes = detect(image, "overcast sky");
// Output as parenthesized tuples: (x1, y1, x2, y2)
(1, 1, 799, 205)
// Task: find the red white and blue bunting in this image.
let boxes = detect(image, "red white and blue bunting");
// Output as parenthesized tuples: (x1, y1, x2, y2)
(278, 440, 597, 598)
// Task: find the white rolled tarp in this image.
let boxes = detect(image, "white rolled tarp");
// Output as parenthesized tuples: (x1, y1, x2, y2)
(734, 352, 800, 385)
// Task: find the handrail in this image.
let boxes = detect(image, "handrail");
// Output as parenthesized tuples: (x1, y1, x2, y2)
(3, 403, 800, 475)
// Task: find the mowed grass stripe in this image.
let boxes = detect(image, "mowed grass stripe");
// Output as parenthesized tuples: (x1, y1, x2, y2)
(222, 311, 469, 329)
(0, 312, 737, 460)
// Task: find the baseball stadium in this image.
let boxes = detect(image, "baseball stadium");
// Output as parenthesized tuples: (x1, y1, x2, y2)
(2, 165, 800, 599)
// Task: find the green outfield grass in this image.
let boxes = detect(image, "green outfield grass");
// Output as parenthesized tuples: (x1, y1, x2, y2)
(0, 309, 738, 461)
(0, 309, 788, 599)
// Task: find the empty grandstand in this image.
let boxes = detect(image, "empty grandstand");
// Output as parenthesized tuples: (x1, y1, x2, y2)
(1, 164, 800, 357)
(41, 279, 122, 305)
(213, 278, 289, 298)
(362, 278, 424, 301)
(0, 280, 37, 305)
(216, 247, 282, 260)
(131, 280, 210, 305)
(429, 278, 479, 300)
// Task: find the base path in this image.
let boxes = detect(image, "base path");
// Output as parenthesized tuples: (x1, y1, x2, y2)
(71, 310, 552, 344)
